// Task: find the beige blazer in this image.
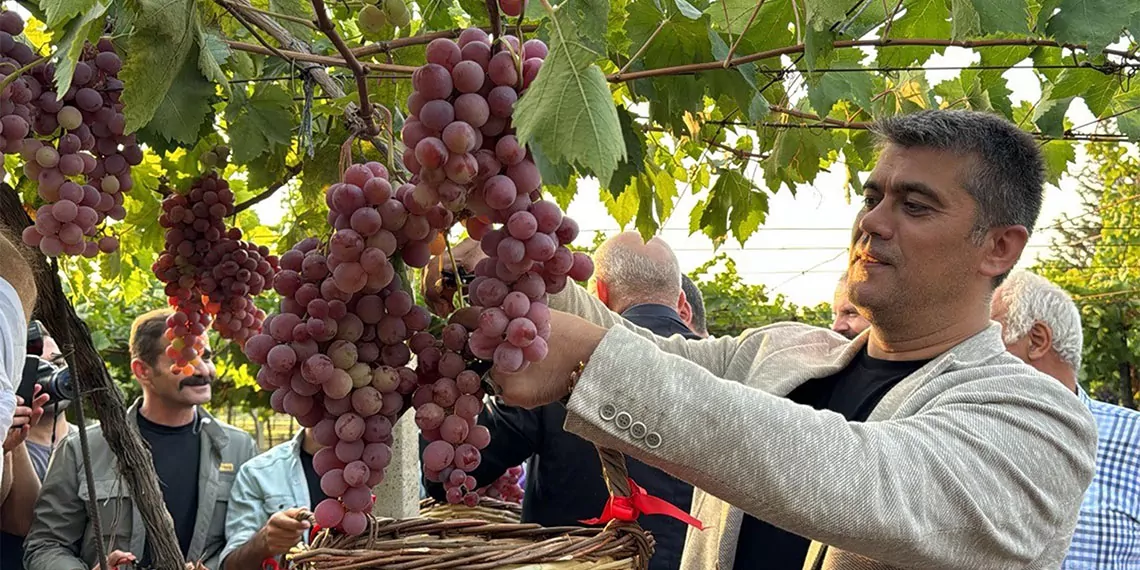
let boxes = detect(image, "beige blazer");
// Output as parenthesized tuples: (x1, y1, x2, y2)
(551, 284, 1097, 570)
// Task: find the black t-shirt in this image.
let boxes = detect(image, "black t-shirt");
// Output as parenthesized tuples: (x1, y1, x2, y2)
(299, 448, 327, 510)
(137, 413, 201, 566)
(733, 348, 930, 569)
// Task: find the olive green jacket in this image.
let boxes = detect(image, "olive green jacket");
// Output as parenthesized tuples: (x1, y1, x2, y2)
(23, 400, 258, 570)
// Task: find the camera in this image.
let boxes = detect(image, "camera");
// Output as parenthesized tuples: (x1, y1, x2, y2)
(21, 320, 75, 406)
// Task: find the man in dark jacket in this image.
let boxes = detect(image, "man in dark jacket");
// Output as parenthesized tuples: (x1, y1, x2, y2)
(423, 232, 698, 570)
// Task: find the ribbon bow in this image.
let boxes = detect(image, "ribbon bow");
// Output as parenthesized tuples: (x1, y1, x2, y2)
(581, 478, 704, 530)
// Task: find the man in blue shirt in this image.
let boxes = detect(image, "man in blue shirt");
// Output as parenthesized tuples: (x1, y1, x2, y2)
(422, 232, 700, 570)
(993, 270, 1140, 569)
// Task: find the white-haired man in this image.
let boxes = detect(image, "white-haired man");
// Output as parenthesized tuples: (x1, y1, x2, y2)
(993, 270, 1140, 569)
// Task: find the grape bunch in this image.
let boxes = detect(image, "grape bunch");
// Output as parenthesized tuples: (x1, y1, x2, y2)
(357, 0, 410, 39)
(153, 172, 276, 374)
(244, 162, 435, 535)
(401, 30, 591, 377)
(480, 465, 524, 503)
(8, 23, 141, 258)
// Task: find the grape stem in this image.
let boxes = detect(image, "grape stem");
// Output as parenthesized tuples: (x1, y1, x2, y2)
(443, 236, 465, 310)
(485, 0, 503, 53)
(310, 0, 379, 137)
(232, 162, 303, 214)
(0, 55, 50, 91)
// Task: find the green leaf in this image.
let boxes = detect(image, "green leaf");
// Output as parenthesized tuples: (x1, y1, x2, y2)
(40, 0, 95, 28)
(1112, 88, 1140, 142)
(673, 0, 702, 19)
(606, 0, 632, 53)
(419, 0, 455, 29)
(1033, 95, 1073, 137)
(968, 0, 1031, 34)
(692, 168, 767, 245)
(763, 128, 835, 191)
(121, 0, 199, 134)
(802, 26, 836, 71)
(226, 84, 296, 164)
(48, 0, 107, 98)
(545, 176, 579, 211)
(806, 50, 874, 116)
(515, 0, 624, 186)
(1050, 68, 1118, 116)
(1040, 139, 1076, 184)
(197, 28, 231, 95)
(706, 28, 767, 121)
(601, 181, 638, 228)
(136, 55, 216, 145)
(803, 0, 849, 30)
(877, 0, 952, 68)
(949, 0, 981, 39)
(531, 139, 573, 188)
(609, 105, 647, 197)
(270, 0, 316, 39)
(1045, 0, 1128, 55)
(627, 0, 713, 132)
(748, 92, 769, 121)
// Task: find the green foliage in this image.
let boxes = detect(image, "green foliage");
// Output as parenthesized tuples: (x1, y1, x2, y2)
(688, 254, 832, 337)
(1036, 143, 1140, 407)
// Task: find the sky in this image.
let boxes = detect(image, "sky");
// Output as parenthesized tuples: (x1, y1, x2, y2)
(253, 45, 1096, 307)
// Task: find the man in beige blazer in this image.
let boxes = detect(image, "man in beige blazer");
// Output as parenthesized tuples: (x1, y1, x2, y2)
(490, 110, 1098, 570)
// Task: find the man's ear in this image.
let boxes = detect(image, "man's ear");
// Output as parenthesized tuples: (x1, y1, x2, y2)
(131, 358, 154, 389)
(677, 291, 693, 324)
(1027, 321, 1053, 362)
(979, 225, 1029, 280)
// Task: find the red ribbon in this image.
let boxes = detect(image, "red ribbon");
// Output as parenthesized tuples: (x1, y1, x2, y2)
(580, 478, 704, 530)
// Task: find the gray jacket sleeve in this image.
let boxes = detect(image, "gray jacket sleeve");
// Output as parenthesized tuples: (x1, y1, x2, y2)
(23, 435, 88, 570)
(561, 324, 1097, 570)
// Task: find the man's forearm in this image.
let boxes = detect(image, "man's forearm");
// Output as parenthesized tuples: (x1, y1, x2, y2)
(1, 445, 41, 535)
(223, 533, 271, 570)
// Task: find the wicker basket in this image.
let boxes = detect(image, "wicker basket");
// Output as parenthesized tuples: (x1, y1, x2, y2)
(288, 448, 655, 569)
(419, 495, 523, 524)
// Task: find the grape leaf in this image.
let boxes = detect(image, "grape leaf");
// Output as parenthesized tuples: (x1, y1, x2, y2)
(531, 139, 573, 188)
(673, 0, 702, 19)
(136, 55, 216, 145)
(197, 28, 231, 95)
(1113, 89, 1140, 142)
(418, 0, 455, 29)
(626, 0, 713, 132)
(806, 50, 874, 116)
(1033, 95, 1073, 137)
(706, 29, 768, 121)
(1040, 139, 1076, 184)
(606, 0, 632, 53)
(877, 0, 951, 68)
(968, 0, 1031, 34)
(545, 176, 579, 211)
(269, 0, 315, 39)
(691, 168, 767, 245)
(609, 105, 647, 198)
(49, 0, 107, 98)
(1050, 68, 1118, 116)
(226, 84, 295, 164)
(515, 0, 624, 186)
(121, 0, 198, 134)
(949, 0, 981, 39)
(763, 127, 835, 192)
(1045, 0, 1127, 54)
(40, 0, 96, 28)
(601, 181, 638, 228)
(802, 0, 849, 30)
(801, 26, 836, 71)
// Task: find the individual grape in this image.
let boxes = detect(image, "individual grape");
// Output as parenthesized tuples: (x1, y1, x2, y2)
(488, 52, 519, 87)
(482, 175, 517, 210)
(569, 252, 594, 282)
(313, 499, 346, 528)
(495, 135, 526, 166)
(442, 121, 478, 154)
(487, 86, 518, 119)
(453, 93, 490, 127)
(336, 438, 365, 462)
(451, 60, 485, 93)
(522, 58, 542, 88)
(343, 461, 370, 487)
(454, 443, 482, 471)
(508, 160, 541, 193)
(457, 27, 490, 47)
(426, 38, 462, 70)
(423, 440, 456, 472)
(466, 425, 491, 448)
(414, 137, 449, 170)
(530, 200, 564, 233)
(335, 413, 366, 442)
(362, 442, 392, 471)
(493, 343, 524, 373)
(523, 39, 548, 60)
(342, 485, 373, 512)
(321, 469, 349, 497)
(505, 318, 537, 348)
(412, 63, 454, 100)
(313, 447, 346, 473)
(419, 99, 455, 131)
(267, 344, 297, 372)
(416, 402, 445, 430)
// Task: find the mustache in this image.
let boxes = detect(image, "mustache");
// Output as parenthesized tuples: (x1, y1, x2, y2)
(179, 375, 213, 389)
(851, 234, 895, 265)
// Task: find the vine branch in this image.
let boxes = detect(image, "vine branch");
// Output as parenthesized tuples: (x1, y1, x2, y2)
(310, 0, 378, 136)
(233, 162, 304, 214)
(617, 19, 667, 77)
(606, 37, 1140, 82)
(218, 0, 318, 30)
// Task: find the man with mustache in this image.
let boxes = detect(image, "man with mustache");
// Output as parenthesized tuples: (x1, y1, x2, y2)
(24, 309, 258, 570)
(487, 110, 1097, 569)
(831, 271, 870, 340)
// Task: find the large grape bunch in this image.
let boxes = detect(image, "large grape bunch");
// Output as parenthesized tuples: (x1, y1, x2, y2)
(1, 15, 142, 258)
(153, 172, 277, 374)
(244, 162, 437, 534)
(480, 466, 524, 503)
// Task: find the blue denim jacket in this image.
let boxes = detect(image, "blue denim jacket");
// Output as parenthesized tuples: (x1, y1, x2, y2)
(220, 429, 310, 565)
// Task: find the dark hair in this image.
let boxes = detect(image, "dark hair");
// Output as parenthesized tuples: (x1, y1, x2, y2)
(130, 308, 173, 366)
(680, 274, 707, 335)
(870, 110, 1044, 238)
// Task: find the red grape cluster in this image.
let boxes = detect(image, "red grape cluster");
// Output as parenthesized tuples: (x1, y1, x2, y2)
(480, 465, 524, 503)
(245, 162, 434, 535)
(8, 22, 141, 257)
(413, 321, 491, 506)
(153, 172, 276, 374)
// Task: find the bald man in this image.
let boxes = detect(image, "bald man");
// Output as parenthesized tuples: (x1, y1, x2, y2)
(831, 272, 870, 340)
(421, 233, 698, 570)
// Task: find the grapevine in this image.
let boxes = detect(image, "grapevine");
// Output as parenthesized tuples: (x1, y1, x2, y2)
(2, 12, 141, 258)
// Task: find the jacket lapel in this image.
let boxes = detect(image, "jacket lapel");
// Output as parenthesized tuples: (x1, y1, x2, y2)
(188, 409, 228, 560)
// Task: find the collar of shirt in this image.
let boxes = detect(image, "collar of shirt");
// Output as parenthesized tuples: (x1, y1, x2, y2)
(620, 303, 691, 333)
